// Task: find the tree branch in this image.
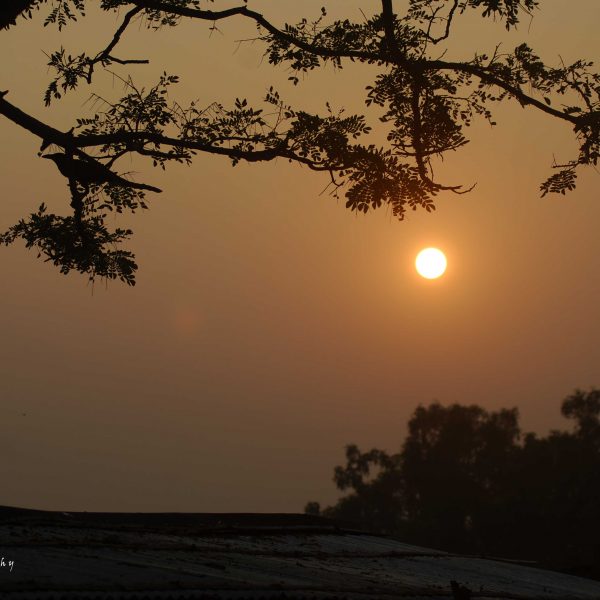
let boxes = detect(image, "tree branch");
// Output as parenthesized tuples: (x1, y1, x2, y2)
(126, 0, 585, 130)
(427, 59, 580, 125)
(127, 0, 377, 62)
(73, 129, 344, 171)
(0, 93, 73, 148)
(426, 0, 459, 45)
(381, 0, 399, 58)
(87, 6, 148, 83)
(0, 92, 347, 174)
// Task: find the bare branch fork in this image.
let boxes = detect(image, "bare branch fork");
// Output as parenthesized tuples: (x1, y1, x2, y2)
(86, 6, 149, 83)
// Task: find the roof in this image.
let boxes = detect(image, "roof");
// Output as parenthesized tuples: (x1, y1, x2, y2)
(2, 506, 600, 599)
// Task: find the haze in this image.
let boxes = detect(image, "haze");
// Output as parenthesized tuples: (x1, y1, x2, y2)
(0, 1, 598, 512)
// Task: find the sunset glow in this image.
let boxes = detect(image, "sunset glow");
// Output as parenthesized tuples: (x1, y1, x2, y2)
(1, 0, 599, 525)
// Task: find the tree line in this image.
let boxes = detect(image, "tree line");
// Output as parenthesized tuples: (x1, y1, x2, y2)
(307, 389, 600, 579)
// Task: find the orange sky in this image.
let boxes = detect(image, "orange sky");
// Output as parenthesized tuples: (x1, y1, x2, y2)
(0, 1, 599, 512)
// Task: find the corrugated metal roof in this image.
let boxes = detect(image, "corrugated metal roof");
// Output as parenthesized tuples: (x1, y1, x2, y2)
(1, 507, 600, 599)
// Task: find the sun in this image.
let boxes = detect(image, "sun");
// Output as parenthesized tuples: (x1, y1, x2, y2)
(415, 247, 447, 279)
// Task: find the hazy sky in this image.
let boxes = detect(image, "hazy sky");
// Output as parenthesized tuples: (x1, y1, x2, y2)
(0, 1, 598, 513)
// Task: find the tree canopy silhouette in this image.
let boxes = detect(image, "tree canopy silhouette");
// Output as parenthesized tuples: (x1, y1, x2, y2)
(1, 1, 598, 284)
(307, 389, 600, 579)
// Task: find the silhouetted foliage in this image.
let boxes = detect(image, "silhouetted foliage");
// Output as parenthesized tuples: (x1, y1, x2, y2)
(308, 389, 600, 579)
(0, 1, 598, 283)
(0, 203, 137, 284)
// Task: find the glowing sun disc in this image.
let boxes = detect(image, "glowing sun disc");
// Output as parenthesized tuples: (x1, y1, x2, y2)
(416, 247, 447, 279)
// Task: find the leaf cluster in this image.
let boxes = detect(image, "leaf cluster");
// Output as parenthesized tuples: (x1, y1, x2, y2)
(44, 47, 89, 106)
(43, 0, 85, 30)
(0, 203, 137, 285)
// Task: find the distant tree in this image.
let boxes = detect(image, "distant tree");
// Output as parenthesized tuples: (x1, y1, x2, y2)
(562, 388, 600, 442)
(1, 1, 599, 284)
(311, 389, 600, 577)
(400, 403, 520, 551)
(318, 444, 405, 534)
(314, 403, 520, 551)
(304, 501, 321, 517)
(508, 389, 600, 573)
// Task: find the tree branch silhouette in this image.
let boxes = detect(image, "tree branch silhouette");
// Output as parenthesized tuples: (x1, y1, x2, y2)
(0, 0, 598, 284)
